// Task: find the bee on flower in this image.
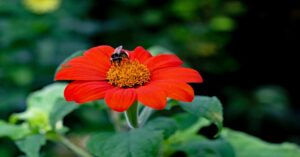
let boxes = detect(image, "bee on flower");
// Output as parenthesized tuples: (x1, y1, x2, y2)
(55, 45, 203, 112)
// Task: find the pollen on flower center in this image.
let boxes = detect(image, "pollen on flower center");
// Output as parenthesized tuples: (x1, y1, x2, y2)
(106, 60, 151, 88)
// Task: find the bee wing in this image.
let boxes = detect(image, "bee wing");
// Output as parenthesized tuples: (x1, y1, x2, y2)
(113, 45, 123, 54)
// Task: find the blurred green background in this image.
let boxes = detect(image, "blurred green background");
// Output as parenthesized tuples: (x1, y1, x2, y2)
(0, 0, 299, 156)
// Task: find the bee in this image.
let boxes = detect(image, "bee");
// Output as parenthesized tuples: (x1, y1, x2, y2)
(110, 45, 129, 63)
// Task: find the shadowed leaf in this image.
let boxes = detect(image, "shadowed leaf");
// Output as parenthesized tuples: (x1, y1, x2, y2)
(179, 96, 223, 135)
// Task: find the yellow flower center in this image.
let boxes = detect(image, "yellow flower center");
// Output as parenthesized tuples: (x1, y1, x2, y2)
(107, 60, 151, 88)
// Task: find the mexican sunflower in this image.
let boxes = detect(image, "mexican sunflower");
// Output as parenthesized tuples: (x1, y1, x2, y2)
(55, 45, 203, 112)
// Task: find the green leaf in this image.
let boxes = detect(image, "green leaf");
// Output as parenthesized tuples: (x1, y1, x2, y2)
(49, 98, 78, 129)
(87, 128, 163, 157)
(11, 83, 68, 133)
(172, 113, 199, 130)
(0, 120, 30, 140)
(222, 129, 300, 157)
(145, 117, 177, 139)
(179, 138, 235, 157)
(16, 134, 46, 157)
(179, 96, 223, 135)
(162, 117, 213, 157)
(86, 132, 114, 155)
(166, 118, 210, 146)
(27, 83, 67, 112)
(54, 50, 85, 77)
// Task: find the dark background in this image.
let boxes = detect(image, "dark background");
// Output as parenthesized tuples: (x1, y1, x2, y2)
(217, 0, 300, 143)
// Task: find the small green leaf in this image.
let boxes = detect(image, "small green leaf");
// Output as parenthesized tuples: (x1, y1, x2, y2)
(179, 96, 223, 135)
(145, 117, 177, 139)
(49, 98, 78, 129)
(0, 120, 30, 140)
(222, 129, 300, 157)
(87, 128, 163, 157)
(54, 50, 85, 77)
(16, 134, 46, 157)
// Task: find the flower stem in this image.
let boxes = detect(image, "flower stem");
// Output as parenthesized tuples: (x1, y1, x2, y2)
(58, 134, 93, 157)
(109, 110, 122, 132)
(138, 106, 153, 126)
(124, 102, 139, 129)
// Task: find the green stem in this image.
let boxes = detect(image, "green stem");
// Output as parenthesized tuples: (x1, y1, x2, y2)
(138, 106, 153, 126)
(124, 102, 139, 129)
(109, 110, 122, 132)
(58, 134, 93, 157)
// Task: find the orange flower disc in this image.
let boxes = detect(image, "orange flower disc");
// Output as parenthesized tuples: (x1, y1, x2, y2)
(107, 60, 150, 88)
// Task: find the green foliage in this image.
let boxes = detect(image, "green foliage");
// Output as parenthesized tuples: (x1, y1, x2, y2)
(1, 83, 79, 156)
(26, 83, 66, 111)
(0, 120, 30, 140)
(87, 128, 163, 157)
(179, 138, 235, 157)
(0, 0, 94, 115)
(2, 77, 299, 157)
(166, 117, 210, 146)
(10, 83, 74, 133)
(145, 117, 178, 139)
(172, 113, 199, 130)
(210, 16, 235, 31)
(162, 114, 231, 157)
(223, 129, 300, 157)
(16, 134, 46, 157)
(179, 96, 223, 135)
(49, 98, 78, 129)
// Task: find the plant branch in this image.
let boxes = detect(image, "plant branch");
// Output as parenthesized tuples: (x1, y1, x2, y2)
(57, 134, 93, 157)
(138, 106, 153, 126)
(109, 110, 122, 132)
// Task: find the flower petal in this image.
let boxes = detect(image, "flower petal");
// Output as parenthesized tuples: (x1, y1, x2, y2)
(64, 81, 114, 104)
(144, 54, 183, 72)
(105, 88, 137, 112)
(151, 81, 194, 102)
(129, 46, 152, 63)
(84, 45, 114, 67)
(151, 67, 203, 83)
(136, 84, 167, 110)
(55, 45, 114, 81)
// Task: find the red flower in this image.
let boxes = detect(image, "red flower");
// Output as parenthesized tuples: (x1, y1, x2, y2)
(55, 45, 203, 112)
